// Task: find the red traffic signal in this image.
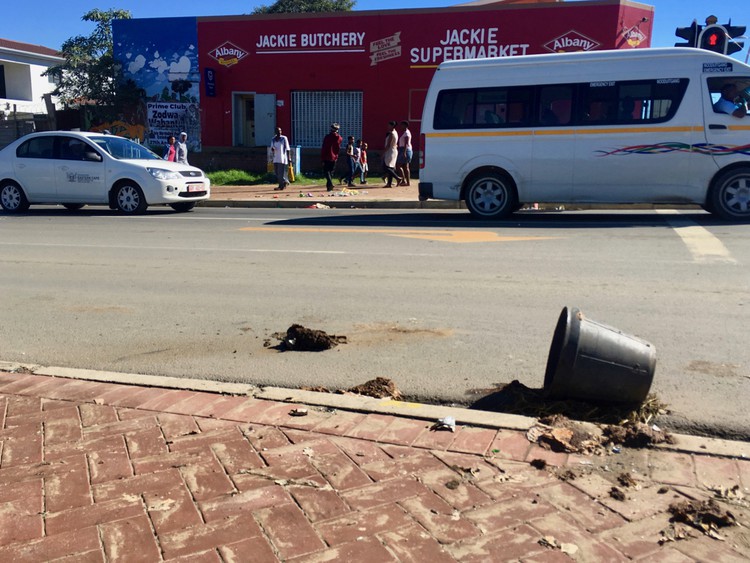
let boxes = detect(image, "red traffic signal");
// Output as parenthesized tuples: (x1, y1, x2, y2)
(700, 25, 726, 53)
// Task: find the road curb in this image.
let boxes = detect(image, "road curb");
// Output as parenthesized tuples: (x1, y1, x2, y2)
(2, 361, 747, 459)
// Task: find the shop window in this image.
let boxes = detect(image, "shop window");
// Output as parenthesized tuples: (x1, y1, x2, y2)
(292, 91, 363, 148)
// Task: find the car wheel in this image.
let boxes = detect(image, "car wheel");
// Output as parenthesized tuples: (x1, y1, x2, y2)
(115, 183, 147, 214)
(464, 171, 517, 219)
(0, 181, 30, 213)
(62, 203, 85, 211)
(170, 202, 196, 212)
(710, 167, 750, 221)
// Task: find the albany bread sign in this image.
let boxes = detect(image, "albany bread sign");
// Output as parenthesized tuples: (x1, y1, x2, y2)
(209, 42, 248, 67)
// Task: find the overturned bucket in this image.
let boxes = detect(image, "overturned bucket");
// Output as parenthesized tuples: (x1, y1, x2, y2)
(544, 307, 656, 404)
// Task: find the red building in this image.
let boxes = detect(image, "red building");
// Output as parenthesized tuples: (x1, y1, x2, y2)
(115, 0, 654, 154)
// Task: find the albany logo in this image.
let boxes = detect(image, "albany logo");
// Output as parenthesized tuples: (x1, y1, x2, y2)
(544, 31, 600, 53)
(622, 25, 647, 48)
(208, 42, 248, 68)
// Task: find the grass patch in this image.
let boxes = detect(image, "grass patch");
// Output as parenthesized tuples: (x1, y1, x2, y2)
(207, 169, 324, 186)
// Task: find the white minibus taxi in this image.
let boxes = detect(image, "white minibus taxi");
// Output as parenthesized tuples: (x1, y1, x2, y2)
(418, 48, 750, 220)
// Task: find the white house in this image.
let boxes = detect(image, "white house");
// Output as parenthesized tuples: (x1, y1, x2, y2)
(0, 37, 63, 117)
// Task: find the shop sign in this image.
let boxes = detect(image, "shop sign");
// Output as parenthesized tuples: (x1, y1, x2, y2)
(622, 25, 646, 47)
(208, 42, 248, 67)
(544, 30, 600, 53)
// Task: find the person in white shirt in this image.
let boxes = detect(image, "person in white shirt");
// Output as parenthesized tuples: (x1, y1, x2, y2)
(176, 132, 189, 164)
(714, 83, 747, 118)
(270, 127, 291, 190)
(396, 120, 413, 186)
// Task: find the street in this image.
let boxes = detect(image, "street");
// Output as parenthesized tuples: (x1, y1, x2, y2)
(1, 206, 749, 438)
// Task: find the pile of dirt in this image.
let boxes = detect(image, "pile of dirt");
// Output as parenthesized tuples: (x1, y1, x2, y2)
(301, 377, 403, 400)
(527, 413, 674, 455)
(347, 377, 402, 400)
(470, 380, 669, 425)
(276, 324, 347, 351)
(668, 499, 738, 540)
(602, 420, 675, 447)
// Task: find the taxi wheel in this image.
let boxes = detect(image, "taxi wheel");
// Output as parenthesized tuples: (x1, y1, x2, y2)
(0, 181, 30, 213)
(114, 183, 147, 214)
(464, 171, 517, 219)
(170, 202, 196, 212)
(710, 167, 750, 221)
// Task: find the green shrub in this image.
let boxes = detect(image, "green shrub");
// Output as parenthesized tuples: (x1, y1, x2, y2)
(207, 169, 324, 186)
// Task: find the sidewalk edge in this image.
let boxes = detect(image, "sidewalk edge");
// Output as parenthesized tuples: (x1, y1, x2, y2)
(2, 361, 747, 458)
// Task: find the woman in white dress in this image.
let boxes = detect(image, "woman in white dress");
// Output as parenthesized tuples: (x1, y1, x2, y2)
(382, 121, 402, 187)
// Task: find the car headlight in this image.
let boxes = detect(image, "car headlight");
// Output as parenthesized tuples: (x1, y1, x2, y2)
(147, 167, 183, 180)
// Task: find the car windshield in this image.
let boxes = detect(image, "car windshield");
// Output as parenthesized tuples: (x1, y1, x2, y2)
(89, 135, 160, 160)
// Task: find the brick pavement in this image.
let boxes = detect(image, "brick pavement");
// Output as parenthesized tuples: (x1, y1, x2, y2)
(1, 368, 749, 562)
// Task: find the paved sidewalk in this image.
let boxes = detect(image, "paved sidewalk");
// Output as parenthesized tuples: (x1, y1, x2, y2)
(1, 365, 749, 562)
(205, 182, 451, 210)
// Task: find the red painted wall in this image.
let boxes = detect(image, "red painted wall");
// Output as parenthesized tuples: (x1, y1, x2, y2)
(196, 1, 653, 148)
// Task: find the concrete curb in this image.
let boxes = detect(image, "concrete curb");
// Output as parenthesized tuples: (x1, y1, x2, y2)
(2, 360, 747, 459)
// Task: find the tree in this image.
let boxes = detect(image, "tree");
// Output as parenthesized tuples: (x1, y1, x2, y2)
(253, 0, 355, 14)
(45, 8, 132, 107)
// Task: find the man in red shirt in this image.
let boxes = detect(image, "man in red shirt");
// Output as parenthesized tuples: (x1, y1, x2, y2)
(321, 123, 342, 191)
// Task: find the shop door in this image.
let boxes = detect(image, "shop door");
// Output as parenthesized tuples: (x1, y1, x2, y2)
(254, 94, 276, 147)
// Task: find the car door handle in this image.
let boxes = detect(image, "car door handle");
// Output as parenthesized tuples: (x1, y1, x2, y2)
(708, 124, 727, 130)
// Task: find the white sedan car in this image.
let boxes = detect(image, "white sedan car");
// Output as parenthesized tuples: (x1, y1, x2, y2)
(0, 131, 210, 214)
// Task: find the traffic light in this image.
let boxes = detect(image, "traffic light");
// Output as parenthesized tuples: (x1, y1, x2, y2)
(675, 21, 700, 48)
(700, 24, 726, 53)
(725, 23, 746, 56)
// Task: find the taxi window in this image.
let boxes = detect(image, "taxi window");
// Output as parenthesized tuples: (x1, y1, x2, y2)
(16, 136, 55, 159)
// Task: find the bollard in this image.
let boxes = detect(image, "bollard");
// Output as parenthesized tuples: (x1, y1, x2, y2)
(544, 307, 656, 404)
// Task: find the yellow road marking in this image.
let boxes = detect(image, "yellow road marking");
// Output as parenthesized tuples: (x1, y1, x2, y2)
(239, 226, 558, 244)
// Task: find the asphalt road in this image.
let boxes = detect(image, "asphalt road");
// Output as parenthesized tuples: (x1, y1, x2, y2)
(1, 206, 749, 438)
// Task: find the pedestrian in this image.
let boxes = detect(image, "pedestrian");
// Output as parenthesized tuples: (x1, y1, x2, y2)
(176, 131, 189, 164)
(359, 141, 369, 184)
(163, 135, 176, 162)
(321, 123, 342, 191)
(396, 120, 413, 186)
(382, 121, 402, 187)
(270, 126, 291, 190)
(353, 139, 364, 184)
(343, 135, 356, 187)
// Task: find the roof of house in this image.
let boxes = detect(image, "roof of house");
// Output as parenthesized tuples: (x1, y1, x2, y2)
(0, 37, 60, 57)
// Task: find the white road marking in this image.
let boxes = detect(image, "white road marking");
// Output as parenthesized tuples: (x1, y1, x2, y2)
(657, 210, 737, 264)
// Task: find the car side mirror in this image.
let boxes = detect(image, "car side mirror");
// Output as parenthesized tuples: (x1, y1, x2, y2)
(84, 151, 102, 162)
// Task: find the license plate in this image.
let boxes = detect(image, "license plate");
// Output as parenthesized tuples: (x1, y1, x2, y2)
(187, 184, 204, 192)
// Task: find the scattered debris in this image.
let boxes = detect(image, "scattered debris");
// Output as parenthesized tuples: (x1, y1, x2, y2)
(659, 523, 695, 544)
(470, 380, 669, 425)
(538, 536, 579, 555)
(277, 324, 347, 351)
(617, 472, 639, 488)
(301, 386, 334, 393)
(555, 468, 578, 482)
(602, 420, 675, 448)
(668, 499, 738, 540)
(530, 459, 548, 470)
(609, 487, 627, 501)
(432, 416, 456, 432)
(288, 408, 308, 417)
(526, 415, 604, 454)
(347, 377, 402, 400)
(445, 479, 461, 490)
(306, 203, 331, 209)
(710, 485, 748, 507)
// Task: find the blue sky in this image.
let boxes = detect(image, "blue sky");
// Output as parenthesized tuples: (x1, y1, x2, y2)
(1, 0, 745, 58)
